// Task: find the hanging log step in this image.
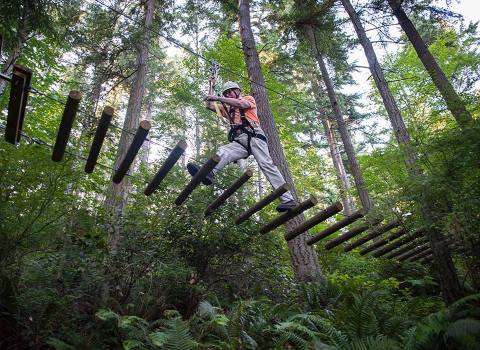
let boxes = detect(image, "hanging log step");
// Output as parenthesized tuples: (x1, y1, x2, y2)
(344, 219, 401, 252)
(372, 229, 425, 258)
(419, 254, 434, 264)
(359, 228, 407, 255)
(384, 236, 429, 259)
(112, 120, 151, 184)
(175, 155, 220, 205)
(324, 216, 383, 250)
(235, 184, 290, 225)
(5, 65, 32, 145)
(406, 248, 433, 262)
(144, 140, 188, 196)
(52, 91, 82, 161)
(204, 169, 253, 216)
(284, 201, 342, 241)
(261, 196, 319, 235)
(306, 209, 365, 246)
(85, 106, 114, 173)
(397, 243, 431, 261)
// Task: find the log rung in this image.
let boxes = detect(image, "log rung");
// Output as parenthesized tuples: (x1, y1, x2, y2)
(52, 90, 83, 162)
(112, 120, 151, 184)
(284, 201, 342, 241)
(397, 243, 430, 261)
(359, 228, 407, 255)
(372, 229, 425, 258)
(306, 209, 365, 246)
(324, 216, 383, 250)
(406, 248, 433, 262)
(144, 140, 188, 195)
(344, 219, 401, 252)
(384, 236, 429, 259)
(175, 155, 220, 205)
(235, 183, 290, 225)
(204, 169, 253, 216)
(85, 106, 114, 173)
(5, 65, 32, 145)
(260, 196, 319, 235)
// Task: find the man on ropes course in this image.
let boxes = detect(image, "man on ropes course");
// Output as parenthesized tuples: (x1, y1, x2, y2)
(187, 80, 297, 212)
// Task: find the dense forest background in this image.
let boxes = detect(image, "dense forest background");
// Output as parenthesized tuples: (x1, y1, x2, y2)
(1, 0, 479, 349)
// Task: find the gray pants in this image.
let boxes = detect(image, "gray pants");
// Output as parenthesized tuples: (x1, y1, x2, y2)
(214, 127, 294, 203)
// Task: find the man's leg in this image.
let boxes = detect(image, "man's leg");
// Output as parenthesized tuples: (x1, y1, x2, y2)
(250, 133, 295, 208)
(213, 137, 249, 175)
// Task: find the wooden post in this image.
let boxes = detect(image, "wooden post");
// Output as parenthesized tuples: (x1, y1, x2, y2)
(306, 209, 365, 246)
(384, 236, 429, 259)
(372, 230, 425, 257)
(261, 196, 320, 235)
(5, 65, 32, 145)
(234, 184, 290, 225)
(144, 140, 188, 196)
(112, 120, 151, 184)
(85, 106, 114, 173)
(204, 169, 253, 216)
(324, 216, 383, 250)
(344, 220, 401, 252)
(405, 248, 433, 262)
(397, 243, 431, 261)
(359, 228, 407, 255)
(175, 155, 220, 205)
(283, 201, 342, 241)
(52, 90, 82, 162)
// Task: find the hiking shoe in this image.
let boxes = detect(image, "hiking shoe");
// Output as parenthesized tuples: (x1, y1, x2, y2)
(187, 163, 214, 185)
(276, 200, 298, 212)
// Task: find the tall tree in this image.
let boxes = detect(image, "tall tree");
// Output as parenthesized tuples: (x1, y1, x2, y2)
(341, 0, 463, 304)
(386, 0, 472, 128)
(303, 23, 373, 211)
(105, 0, 155, 254)
(238, 0, 323, 281)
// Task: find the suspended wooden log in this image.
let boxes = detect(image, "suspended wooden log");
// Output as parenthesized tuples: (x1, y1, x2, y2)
(306, 209, 365, 246)
(360, 228, 407, 255)
(384, 236, 429, 259)
(283, 201, 341, 241)
(235, 184, 290, 225)
(406, 248, 433, 263)
(344, 219, 401, 252)
(324, 216, 383, 250)
(397, 243, 431, 262)
(419, 254, 434, 264)
(5, 65, 32, 145)
(372, 230, 425, 258)
(85, 106, 114, 173)
(175, 155, 220, 205)
(261, 196, 319, 235)
(144, 140, 188, 196)
(52, 90, 82, 161)
(204, 169, 253, 216)
(112, 120, 151, 184)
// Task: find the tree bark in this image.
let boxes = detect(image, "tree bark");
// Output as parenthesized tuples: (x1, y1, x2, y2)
(387, 0, 472, 128)
(0, 23, 28, 95)
(105, 0, 155, 254)
(238, 0, 323, 281)
(304, 24, 373, 211)
(342, 0, 463, 303)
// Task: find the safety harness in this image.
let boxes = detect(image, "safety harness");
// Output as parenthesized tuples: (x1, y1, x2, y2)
(225, 104, 267, 157)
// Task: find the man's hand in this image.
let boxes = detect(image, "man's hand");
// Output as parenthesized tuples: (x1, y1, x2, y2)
(204, 95, 219, 102)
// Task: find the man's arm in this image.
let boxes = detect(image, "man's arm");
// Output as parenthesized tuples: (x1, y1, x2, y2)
(205, 95, 251, 109)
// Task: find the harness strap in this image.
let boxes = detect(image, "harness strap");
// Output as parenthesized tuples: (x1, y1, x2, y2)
(227, 107, 266, 158)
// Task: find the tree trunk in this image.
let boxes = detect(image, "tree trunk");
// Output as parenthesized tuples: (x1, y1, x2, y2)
(341, 0, 463, 303)
(104, 0, 155, 254)
(0, 25, 28, 95)
(308, 72, 355, 215)
(304, 24, 373, 211)
(387, 0, 472, 128)
(238, 0, 323, 281)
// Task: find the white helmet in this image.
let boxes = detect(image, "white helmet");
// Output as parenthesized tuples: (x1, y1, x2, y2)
(221, 81, 241, 95)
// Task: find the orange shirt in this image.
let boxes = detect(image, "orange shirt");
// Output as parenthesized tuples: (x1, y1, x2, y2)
(221, 95, 260, 125)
